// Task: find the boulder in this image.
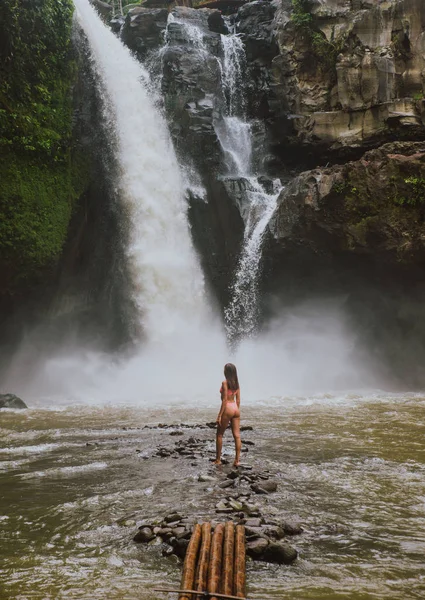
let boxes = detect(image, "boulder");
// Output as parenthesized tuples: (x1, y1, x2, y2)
(251, 480, 278, 494)
(262, 541, 298, 564)
(121, 7, 169, 59)
(246, 537, 269, 557)
(281, 521, 304, 536)
(0, 394, 27, 409)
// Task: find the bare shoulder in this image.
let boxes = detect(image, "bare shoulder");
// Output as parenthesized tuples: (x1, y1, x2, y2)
(222, 380, 227, 387)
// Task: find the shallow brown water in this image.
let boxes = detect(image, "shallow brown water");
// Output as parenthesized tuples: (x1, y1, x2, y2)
(1, 393, 425, 599)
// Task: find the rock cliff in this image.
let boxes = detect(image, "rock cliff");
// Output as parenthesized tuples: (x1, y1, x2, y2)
(270, 0, 425, 161)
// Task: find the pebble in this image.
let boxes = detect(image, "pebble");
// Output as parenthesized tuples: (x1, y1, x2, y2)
(198, 474, 216, 482)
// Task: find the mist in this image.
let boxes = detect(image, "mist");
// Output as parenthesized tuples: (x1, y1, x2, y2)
(0, 297, 383, 408)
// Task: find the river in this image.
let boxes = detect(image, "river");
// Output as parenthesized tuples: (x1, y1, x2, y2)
(1, 392, 425, 599)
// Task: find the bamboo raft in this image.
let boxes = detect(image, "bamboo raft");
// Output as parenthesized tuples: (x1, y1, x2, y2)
(155, 522, 247, 600)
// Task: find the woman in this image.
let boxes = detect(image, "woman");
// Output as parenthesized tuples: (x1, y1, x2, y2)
(215, 363, 241, 467)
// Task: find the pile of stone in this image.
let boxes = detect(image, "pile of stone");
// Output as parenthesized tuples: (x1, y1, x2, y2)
(133, 510, 302, 565)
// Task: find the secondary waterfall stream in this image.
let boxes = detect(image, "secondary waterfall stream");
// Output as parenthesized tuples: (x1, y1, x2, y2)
(73, 0, 206, 342)
(217, 29, 283, 343)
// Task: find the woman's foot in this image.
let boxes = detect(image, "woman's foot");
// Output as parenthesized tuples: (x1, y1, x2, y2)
(214, 459, 222, 465)
(233, 461, 240, 467)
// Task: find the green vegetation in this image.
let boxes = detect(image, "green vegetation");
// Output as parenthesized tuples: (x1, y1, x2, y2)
(291, 0, 345, 77)
(331, 167, 425, 254)
(0, 0, 89, 296)
(392, 177, 425, 207)
(290, 0, 313, 28)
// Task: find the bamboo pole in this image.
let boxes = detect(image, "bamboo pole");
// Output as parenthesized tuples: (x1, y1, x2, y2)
(195, 523, 212, 600)
(233, 525, 246, 598)
(222, 522, 235, 597)
(207, 523, 225, 600)
(179, 524, 202, 600)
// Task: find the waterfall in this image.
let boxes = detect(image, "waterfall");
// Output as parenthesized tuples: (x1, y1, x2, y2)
(217, 31, 283, 342)
(73, 0, 206, 341)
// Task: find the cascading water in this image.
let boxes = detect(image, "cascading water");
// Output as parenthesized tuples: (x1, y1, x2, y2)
(217, 29, 283, 342)
(73, 0, 206, 341)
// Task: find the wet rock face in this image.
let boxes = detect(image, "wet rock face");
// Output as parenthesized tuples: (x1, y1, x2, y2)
(121, 8, 169, 59)
(270, 0, 425, 157)
(268, 142, 425, 263)
(0, 394, 27, 409)
(236, 0, 280, 121)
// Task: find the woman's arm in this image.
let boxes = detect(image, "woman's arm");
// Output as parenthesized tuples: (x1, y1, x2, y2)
(217, 381, 227, 424)
(236, 388, 240, 409)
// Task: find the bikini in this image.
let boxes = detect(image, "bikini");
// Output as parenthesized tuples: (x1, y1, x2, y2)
(220, 386, 238, 403)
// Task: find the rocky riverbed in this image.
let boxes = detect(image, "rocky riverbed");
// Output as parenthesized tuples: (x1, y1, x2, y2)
(131, 423, 302, 565)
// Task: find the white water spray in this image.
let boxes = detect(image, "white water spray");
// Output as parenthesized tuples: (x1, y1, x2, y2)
(73, 0, 206, 341)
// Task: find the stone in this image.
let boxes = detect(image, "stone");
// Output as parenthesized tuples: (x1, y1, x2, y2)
(156, 448, 171, 457)
(133, 527, 154, 543)
(158, 527, 173, 541)
(246, 537, 269, 557)
(218, 480, 235, 489)
(244, 526, 268, 539)
(281, 521, 304, 536)
(262, 525, 285, 540)
(172, 527, 186, 538)
(251, 480, 278, 494)
(164, 513, 183, 523)
(0, 394, 27, 409)
(242, 502, 261, 517)
(244, 518, 262, 528)
(109, 14, 125, 33)
(262, 542, 298, 565)
(162, 545, 174, 557)
(121, 7, 168, 59)
(170, 537, 189, 559)
(198, 474, 215, 482)
(228, 499, 243, 511)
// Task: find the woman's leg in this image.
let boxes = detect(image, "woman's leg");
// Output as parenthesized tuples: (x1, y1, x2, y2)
(231, 416, 241, 466)
(215, 412, 231, 464)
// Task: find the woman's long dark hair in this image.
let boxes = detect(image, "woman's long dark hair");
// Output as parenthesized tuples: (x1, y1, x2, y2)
(224, 363, 239, 391)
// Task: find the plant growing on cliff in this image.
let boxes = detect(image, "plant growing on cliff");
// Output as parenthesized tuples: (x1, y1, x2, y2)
(290, 0, 313, 28)
(291, 0, 345, 79)
(392, 177, 425, 207)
